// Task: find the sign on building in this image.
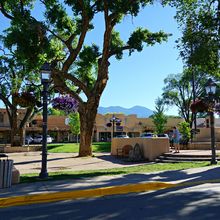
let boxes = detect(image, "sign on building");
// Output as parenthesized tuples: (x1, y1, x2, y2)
(116, 126, 123, 131)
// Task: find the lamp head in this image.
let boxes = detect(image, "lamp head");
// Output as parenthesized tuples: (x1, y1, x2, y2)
(205, 78, 217, 95)
(40, 62, 51, 83)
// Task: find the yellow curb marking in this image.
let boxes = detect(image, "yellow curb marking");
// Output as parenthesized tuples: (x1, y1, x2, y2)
(0, 182, 175, 208)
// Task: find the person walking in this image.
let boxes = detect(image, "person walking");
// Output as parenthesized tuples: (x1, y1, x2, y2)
(173, 126, 181, 153)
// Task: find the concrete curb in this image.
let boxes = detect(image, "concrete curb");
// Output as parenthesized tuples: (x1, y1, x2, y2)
(2, 178, 220, 209)
(0, 182, 175, 208)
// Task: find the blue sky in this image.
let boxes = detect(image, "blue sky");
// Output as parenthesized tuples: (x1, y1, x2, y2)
(0, 2, 182, 115)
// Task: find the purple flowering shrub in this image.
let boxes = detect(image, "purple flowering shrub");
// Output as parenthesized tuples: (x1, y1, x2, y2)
(215, 103, 220, 114)
(52, 96, 78, 113)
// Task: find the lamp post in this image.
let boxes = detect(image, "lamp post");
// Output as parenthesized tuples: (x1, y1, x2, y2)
(205, 78, 217, 165)
(110, 115, 121, 138)
(39, 62, 51, 179)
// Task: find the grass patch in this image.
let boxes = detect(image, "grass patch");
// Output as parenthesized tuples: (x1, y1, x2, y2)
(20, 162, 210, 184)
(47, 142, 111, 153)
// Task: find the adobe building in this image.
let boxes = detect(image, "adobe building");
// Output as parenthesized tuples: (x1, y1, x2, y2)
(0, 108, 183, 144)
(0, 108, 28, 144)
(94, 114, 184, 142)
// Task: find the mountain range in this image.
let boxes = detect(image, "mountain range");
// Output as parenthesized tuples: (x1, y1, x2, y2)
(98, 106, 153, 118)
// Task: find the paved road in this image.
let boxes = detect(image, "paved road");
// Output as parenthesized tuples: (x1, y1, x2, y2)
(1, 182, 220, 220)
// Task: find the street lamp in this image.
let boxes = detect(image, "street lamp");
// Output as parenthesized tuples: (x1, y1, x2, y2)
(109, 115, 121, 138)
(39, 62, 51, 178)
(205, 78, 217, 165)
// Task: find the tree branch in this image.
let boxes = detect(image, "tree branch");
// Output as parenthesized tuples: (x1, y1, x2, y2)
(19, 107, 33, 129)
(0, 3, 14, 20)
(62, 0, 89, 73)
(46, 27, 66, 45)
(62, 72, 90, 97)
(108, 45, 130, 58)
(52, 71, 83, 103)
(0, 94, 14, 109)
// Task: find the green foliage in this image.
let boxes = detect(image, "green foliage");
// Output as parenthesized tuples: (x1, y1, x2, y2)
(127, 28, 169, 55)
(47, 142, 111, 153)
(48, 108, 66, 116)
(162, 68, 211, 122)
(163, 72, 191, 122)
(69, 112, 80, 135)
(152, 98, 167, 134)
(45, 3, 75, 34)
(74, 44, 99, 89)
(178, 121, 191, 141)
(3, 18, 50, 70)
(165, 0, 219, 75)
(110, 30, 124, 60)
(0, 54, 41, 106)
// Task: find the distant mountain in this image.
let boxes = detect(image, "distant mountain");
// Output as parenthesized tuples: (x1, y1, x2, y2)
(98, 105, 153, 118)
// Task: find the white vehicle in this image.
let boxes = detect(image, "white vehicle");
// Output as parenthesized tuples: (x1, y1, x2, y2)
(33, 135, 53, 144)
(140, 133, 157, 138)
(115, 134, 129, 138)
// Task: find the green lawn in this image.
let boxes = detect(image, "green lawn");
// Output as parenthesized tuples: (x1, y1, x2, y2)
(20, 162, 210, 183)
(47, 142, 111, 153)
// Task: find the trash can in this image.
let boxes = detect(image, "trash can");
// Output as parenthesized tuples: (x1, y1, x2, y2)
(0, 159, 14, 189)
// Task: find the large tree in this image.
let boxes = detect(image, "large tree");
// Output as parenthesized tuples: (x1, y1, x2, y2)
(0, 51, 42, 146)
(163, 0, 219, 130)
(162, 69, 210, 125)
(164, 0, 219, 75)
(0, 1, 169, 156)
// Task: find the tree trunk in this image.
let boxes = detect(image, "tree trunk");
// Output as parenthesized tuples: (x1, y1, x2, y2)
(78, 101, 98, 157)
(10, 110, 25, 146)
(11, 127, 25, 146)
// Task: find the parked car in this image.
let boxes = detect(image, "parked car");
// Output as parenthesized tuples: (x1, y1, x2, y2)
(115, 134, 129, 138)
(140, 133, 157, 138)
(157, 134, 169, 138)
(25, 136, 33, 144)
(33, 135, 53, 144)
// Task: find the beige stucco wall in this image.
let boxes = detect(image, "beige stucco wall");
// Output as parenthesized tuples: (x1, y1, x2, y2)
(111, 137, 169, 161)
(193, 127, 220, 142)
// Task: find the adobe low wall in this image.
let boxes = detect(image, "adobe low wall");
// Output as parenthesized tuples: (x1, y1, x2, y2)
(111, 137, 170, 161)
(193, 127, 220, 142)
(188, 142, 220, 150)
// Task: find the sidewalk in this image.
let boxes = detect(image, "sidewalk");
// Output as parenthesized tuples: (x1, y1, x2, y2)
(7, 150, 220, 174)
(1, 151, 220, 208)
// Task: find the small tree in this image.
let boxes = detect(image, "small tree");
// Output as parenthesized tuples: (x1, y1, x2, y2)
(178, 121, 191, 147)
(69, 113, 80, 143)
(152, 98, 167, 134)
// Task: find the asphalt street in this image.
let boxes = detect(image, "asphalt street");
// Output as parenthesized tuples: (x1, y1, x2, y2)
(1, 182, 220, 220)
